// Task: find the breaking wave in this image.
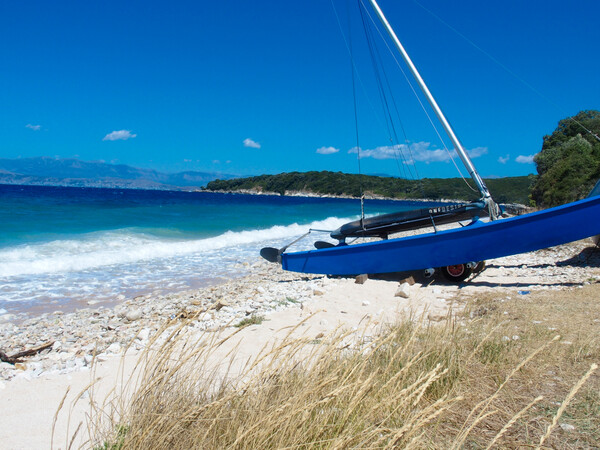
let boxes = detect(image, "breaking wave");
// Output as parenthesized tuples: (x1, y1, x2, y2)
(0, 216, 353, 278)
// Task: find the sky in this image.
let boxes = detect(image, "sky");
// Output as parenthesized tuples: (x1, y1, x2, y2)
(1, 0, 599, 180)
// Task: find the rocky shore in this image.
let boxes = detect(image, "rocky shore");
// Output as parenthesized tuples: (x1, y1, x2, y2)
(202, 187, 485, 205)
(0, 261, 326, 382)
(1, 238, 598, 384)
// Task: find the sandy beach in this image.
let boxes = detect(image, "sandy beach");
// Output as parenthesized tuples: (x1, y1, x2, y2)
(1, 238, 599, 449)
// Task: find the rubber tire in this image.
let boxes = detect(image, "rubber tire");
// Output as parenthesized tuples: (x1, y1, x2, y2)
(441, 263, 472, 283)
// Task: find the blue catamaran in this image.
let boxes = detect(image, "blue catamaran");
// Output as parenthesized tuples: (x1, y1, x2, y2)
(261, 0, 600, 280)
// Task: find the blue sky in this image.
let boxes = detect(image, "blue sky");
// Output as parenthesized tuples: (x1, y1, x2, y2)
(1, 0, 599, 179)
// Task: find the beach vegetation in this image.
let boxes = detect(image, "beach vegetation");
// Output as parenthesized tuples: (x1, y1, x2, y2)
(206, 172, 533, 204)
(94, 425, 128, 450)
(276, 296, 299, 307)
(89, 285, 600, 448)
(235, 314, 265, 328)
(531, 110, 600, 207)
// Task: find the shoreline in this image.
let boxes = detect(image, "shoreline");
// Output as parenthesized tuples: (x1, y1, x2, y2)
(202, 188, 531, 214)
(202, 187, 482, 204)
(0, 239, 598, 448)
(1, 238, 598, 383)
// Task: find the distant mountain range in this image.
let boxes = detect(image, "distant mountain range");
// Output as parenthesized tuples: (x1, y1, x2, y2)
(0, 157, 236, 190)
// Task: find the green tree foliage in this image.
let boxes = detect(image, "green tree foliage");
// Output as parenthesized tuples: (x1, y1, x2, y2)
(206, 172, 532, 205)
(531, 110, 600, 207)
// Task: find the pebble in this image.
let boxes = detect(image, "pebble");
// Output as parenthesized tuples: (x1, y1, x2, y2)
(395, 283, 411, 299)
(560, 423, 576, 432)
(138, 328, 151, 342)
(125, 309, 143, 322)
(106, 343, 121, 354)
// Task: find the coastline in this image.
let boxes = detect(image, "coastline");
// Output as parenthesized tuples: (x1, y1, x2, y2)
(0, 238, 599, 447)
(202, 188, 531, 214)
(3, 238, 597, 382)
(202, 187, 474, 204)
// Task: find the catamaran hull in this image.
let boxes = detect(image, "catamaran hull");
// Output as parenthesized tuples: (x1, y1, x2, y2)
(281, 196, 600, 275)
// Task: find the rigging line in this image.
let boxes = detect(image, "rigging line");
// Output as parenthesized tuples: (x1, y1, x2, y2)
(360, 4, 425, 188)
(344, 0, 366, 222)
(358, 3, 411, 181)
(330, 0, 424, 170)
(330, 0, 367, 221)
(360, 0, 479, 194)
(411, 0, 600, 144)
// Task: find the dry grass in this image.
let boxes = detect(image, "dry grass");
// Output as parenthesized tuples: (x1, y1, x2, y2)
(88, 284, 600, 449)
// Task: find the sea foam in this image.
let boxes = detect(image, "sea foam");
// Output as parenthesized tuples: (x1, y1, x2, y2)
(0, 216, 352, 279)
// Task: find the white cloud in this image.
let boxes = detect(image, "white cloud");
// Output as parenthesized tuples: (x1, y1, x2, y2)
(103, 130, 137, 141)
(348, 142, 487, 164)
(212, 159, 220, 164)
(516, 154, 535, 164)
(25, 124, 41, 131)
(316, 146, 340, 155)
(498, 154, 510, 164)
(183, 159, 192, 162)
(243, 138, 261, 149)
(467, 147, 488, 158)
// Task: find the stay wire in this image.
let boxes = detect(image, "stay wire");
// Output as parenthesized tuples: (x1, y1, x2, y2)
(344, 0, 366, 223)
(412, 0, 600, 144)
(360, 0, 478, 194)
(331, 0, 426, 169)
(359, 2, 412, 181)
(358, 1, 426, 194)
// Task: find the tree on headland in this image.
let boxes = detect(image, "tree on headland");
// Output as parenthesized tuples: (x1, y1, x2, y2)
(530, 110, 600, 207)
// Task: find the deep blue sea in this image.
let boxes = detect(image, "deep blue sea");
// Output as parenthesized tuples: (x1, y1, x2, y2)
(0, 185, 443, 317)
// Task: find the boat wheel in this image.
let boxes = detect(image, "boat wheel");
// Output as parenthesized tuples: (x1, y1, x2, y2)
(441, 263, 472, 282)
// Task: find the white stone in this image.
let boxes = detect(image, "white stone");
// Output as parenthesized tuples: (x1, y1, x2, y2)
(138, 328, 151, 341)
(60, 352, 76, 362)
(125, 309, 143, 322)
(362, 300, 370, 306)
(395, 283, 410, 299)
(560, 423, 575, 432)
(106, 343, 121, 354)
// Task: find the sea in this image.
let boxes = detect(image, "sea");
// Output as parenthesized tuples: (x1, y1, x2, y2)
(0, 185, 444, 319)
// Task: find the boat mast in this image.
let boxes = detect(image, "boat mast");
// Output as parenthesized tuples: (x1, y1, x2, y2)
(366, 0, 496, 214)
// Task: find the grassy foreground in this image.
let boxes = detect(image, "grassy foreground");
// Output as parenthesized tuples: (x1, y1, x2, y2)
(91, 284, 600, 449)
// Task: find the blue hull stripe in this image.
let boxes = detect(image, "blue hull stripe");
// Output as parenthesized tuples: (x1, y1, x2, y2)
(281, 196, 600, 275)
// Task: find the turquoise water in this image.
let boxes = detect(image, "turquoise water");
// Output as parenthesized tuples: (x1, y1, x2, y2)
(0, 185, 442, 317)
